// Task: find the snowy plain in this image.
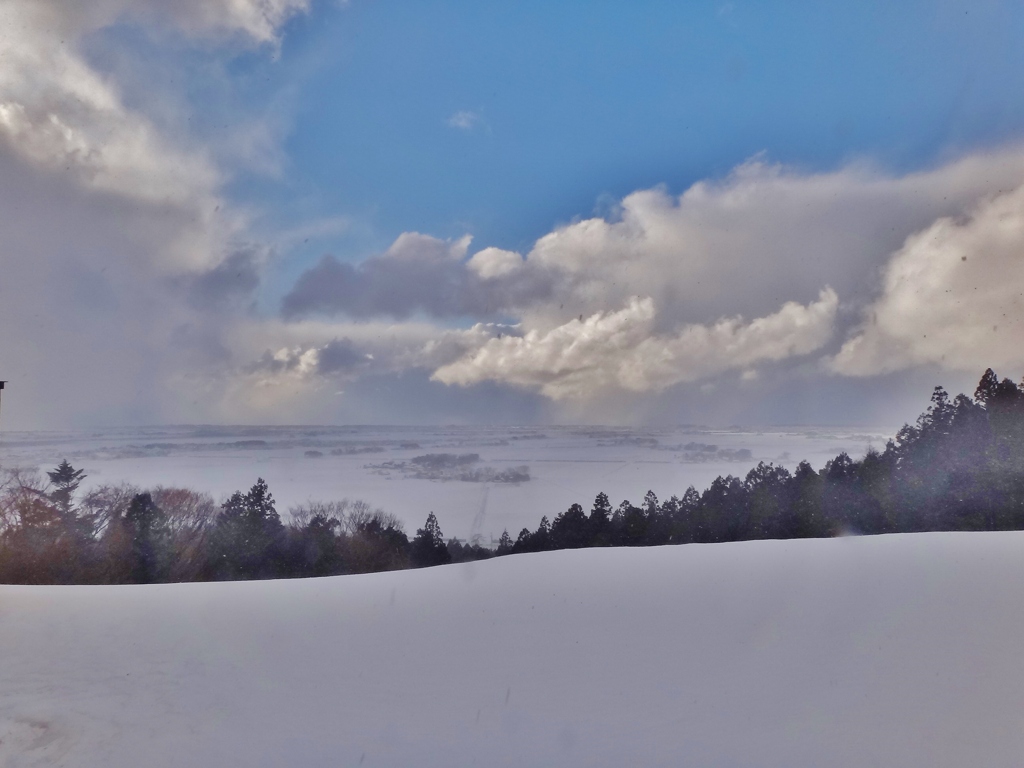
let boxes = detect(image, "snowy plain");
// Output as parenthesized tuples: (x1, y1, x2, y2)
(2, 532, 1023, 767)
(0, 425, 893, 540)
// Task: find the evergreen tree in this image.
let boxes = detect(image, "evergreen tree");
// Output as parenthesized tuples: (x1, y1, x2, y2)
(926, 386, 955, 433)
(210, 478, 284, 579)
(648, 495, 678, 544)
(551, 503, 588, 549)
(411, 512, 451, 567)
(642, 490, 659, 517)
(668, 486, 701, 543)
(512, 528, 532, 553)
(613, 500, 648, 546)
(47, 460, 87, 522)
(700, 476, 746, 542)
(975, 368, 1000, 406)
(496, 529, 513, 555)
(782, 462, 823, 540)
(533, 515, 552, 550)
(588, 492, 612, 545)
(744, 462, 792, 539)
(125, 492, 166, 583)
(290, 512, 344, 577)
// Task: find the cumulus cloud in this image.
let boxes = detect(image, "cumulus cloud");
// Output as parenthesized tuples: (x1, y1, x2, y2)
(236, 318, 496, 383)
(243, 336, 375, 380)
(432, 289, 838, 400)
(273, 148, 1024, 411)
(282, 150, 1024, 333)
(198, 316, 509, 422)
(514, 152, 1024, 330)
(466, 247, 524, 280)
(831, 184, 1024, 376)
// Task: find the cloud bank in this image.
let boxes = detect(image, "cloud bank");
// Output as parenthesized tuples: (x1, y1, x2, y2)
(283, 151, 1024, 331)
(433, 290, 838, 400)
(276, 149, 1024, 412)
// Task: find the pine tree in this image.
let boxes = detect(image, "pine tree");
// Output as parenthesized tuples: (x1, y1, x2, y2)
(642, 490, 659, 517)
(47, 460, 86, 520)
(211, 478, 284, 579)
(496, 529, 513, 555)
(533, 515, 552, 550)
(551, 503, 588, 548)
(975, 368, 1000, 406)
(411, 512, 451, 567)
(125, 492, 166, 583)
(588, 492, 612, 545)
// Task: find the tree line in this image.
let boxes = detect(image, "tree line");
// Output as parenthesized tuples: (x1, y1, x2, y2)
(503, 368, 1024, 553)
(1, 368, 1023, 584)
(0, 465, 470, 583)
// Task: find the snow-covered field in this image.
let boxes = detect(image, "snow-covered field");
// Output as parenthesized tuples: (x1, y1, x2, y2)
(0, 425, 892, 540)
(2, 532, 1023, 767)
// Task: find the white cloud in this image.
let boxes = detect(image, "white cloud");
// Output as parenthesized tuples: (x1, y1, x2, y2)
(195, 317, 501, 423)
(285, 148, 1024, 333)
(510, 152, 1024, 331)
(466, 247, 524, 280)
(277, 148, 1024, 414)
(0, 10, 213, 207)
(387, 231, 473, 262)
(0, 3, 250, 277)
(136, 0, 310, 44)
(831, 184, 1024, 376)
(432, 290, 838, 400)
(0, 0, 308, 262)
(447, 110, 481, 130)
(9, 0, 309, 46)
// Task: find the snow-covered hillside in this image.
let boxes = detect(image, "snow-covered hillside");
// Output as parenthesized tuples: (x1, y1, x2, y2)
(2, 533, 1022, 767)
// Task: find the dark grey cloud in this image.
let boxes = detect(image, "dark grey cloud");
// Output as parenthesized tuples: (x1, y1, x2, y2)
(244, 337, 367, 379)
(245, 349, 302, 376)
(169, 323, 232, 367)
(281, 233, 553, 320)
(317, 338, 366, 374)
(183, 247, 262, 310)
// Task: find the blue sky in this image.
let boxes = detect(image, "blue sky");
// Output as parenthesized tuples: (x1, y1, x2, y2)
(252, 0, 1024, 265)
(2, 0, 1024, 428)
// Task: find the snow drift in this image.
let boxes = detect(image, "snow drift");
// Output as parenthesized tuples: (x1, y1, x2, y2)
(2, 532, 1023, 767)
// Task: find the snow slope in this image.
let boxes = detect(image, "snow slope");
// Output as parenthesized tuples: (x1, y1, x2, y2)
(2, 532, 1023, 767)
